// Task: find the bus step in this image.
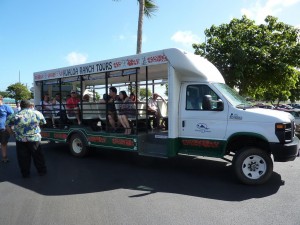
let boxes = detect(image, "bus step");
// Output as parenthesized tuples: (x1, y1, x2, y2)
(139, 152, 168, 159)
(138, 133, 169, 157)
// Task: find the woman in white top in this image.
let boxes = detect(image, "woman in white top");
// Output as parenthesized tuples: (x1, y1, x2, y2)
(39, 94, 52, 116)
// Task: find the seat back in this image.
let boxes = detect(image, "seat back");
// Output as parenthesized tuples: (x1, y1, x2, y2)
(80, 103, 99, 120)
(137, 102, 147, 119)
(128, 102, 147, 120)
(98, 103, 107, 121)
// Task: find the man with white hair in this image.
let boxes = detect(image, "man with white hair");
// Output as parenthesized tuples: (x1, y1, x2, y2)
(147, 93, 166, 129)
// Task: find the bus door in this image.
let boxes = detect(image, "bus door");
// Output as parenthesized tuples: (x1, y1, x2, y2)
(178, 83, 228, 155)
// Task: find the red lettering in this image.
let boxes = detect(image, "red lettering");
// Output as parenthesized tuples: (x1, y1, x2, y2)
(112, 138, 134, 147)
(147, 54, 168, 64)
(113, 61, 122, 68)
(181, 139, 220, 148)
(54, 133, 68, 139)
(34, 74, 44, 81)
(48, 72, 56, 78)
(88, 136, 107, 143)
(127, 59, 139, 66)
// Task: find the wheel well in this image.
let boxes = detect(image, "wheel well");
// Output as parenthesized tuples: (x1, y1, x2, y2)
(226, 135, 270, 155)
(67, 131, 88, 145)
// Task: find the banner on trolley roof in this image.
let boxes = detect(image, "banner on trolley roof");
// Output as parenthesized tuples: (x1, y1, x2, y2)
(34, 52, 168, 81)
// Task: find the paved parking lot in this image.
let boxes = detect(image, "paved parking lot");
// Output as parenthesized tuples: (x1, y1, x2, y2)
(0, 140, 299, 225)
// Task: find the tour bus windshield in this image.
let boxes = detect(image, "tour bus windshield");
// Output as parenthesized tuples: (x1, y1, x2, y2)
(213, 83, 251, 108)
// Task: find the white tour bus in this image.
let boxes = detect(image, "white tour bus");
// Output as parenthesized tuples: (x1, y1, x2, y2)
(33, 48, 299, 185)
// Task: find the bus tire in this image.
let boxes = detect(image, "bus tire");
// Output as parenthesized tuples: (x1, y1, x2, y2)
(69, 133, 89, 157)
(232, 147, 273, 185)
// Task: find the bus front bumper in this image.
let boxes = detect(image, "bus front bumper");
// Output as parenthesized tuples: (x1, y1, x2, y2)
(270, 136, 300, 162)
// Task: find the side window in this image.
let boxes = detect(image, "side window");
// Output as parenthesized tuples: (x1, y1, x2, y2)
(186, 85, 220, 111)
(186, 85, 201, 110)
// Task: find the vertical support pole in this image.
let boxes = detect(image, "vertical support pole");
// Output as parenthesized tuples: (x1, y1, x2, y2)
(135, 68, 139, 134)
(105, 72, 109, 132)
(145, 66, 149, 134)
(79, 76, 83, 122)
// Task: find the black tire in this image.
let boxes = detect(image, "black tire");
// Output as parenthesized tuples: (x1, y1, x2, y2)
(69, 133, 89, 157)
(232, 147, 273, 185)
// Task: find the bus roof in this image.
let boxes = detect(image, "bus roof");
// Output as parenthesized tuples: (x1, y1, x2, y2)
(33, 48, 225, 83)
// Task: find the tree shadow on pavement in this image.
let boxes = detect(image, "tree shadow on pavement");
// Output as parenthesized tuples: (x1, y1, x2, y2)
(0, 141, 284, 201)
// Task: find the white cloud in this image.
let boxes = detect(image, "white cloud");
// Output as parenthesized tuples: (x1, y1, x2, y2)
(115, 33, 136, 41)
(171, 31, 200, 47)
(118, 34, 126, 40)
(241, 0, 300, 24)
(65, 52, 88, 65)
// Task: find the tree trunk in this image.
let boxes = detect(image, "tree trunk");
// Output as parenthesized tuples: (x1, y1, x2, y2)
(136, 0, 144, 54)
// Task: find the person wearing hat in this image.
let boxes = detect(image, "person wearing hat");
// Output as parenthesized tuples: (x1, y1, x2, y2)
(66, 90, 81, 125)
(0, 95, 14, 162)
(6, 100, 47, 178)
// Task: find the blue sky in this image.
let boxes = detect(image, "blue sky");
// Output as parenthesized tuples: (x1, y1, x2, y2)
(1, 0, 300, 91)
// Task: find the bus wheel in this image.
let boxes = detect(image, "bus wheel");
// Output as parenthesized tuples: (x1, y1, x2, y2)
(232, 147, 273, 185)
(69, 133, 89, 157)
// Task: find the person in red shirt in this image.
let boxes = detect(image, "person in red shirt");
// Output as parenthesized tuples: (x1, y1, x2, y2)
(66, 90, 81, 125)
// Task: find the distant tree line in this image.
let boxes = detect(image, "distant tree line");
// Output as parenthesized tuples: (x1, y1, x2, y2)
(193, 15, 300, 105)
(0, 83, 32, 103)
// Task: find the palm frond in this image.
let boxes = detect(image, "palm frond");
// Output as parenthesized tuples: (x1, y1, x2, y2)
(144, 0, 158, 18)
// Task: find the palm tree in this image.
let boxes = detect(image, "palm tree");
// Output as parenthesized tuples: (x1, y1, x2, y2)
(114, 0, 158, 54)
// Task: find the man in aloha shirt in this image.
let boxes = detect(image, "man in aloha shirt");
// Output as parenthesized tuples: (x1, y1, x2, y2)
(6, 100, 47, 178)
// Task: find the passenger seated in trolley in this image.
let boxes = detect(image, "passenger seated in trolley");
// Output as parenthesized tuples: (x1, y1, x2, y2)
(66, 90, 81, 125)
(82, 94, 90, 102)
(118, 91, 135, 135)
(147, 93, 167, 129)
(99, 94, 110, 103)
(107, 87, 118, 131)
(129, 92, 137, 103)
(39, 94, 52, 116)
(52, 93, 66, 113)
(52, 93, 67, 127)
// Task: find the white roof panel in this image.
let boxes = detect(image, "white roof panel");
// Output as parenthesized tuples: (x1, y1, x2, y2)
(33, 48, 225, 84)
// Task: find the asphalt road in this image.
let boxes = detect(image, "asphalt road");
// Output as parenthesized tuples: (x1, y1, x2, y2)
(0, 139, 300, 225)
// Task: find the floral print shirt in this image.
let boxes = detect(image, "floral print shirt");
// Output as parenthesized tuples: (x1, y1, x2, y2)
(6, 108, 46, 142)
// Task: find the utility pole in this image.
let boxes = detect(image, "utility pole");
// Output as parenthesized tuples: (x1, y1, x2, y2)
(19, 70, 20, 83)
